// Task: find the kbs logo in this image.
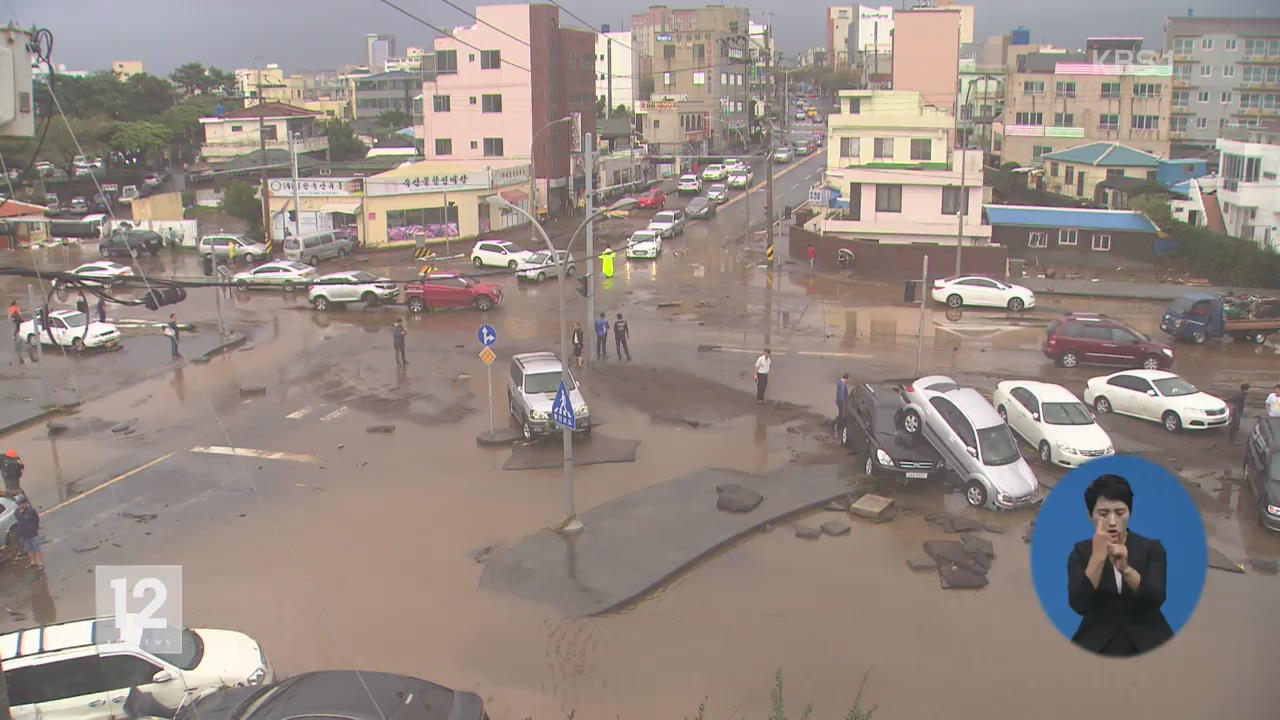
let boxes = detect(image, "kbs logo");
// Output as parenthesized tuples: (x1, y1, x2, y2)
(95, 565, 184, 656)
(1091, 49, 1174, 66)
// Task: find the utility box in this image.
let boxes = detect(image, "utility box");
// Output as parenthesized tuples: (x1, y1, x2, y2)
(0, 25, 35, 138)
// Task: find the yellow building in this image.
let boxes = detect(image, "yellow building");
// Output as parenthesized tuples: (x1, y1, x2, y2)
(112, 60, 144, 79)
(1039, 142, 1161, 201)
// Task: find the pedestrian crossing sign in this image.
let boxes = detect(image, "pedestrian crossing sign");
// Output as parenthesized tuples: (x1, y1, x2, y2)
(479, 346, 496, 366)
(551, 380, 576, 430)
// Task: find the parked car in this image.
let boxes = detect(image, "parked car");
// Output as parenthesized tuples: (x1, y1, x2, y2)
(507, 351, 591, 440)
(1160, 292, 1280, 345)
(772, 147, 794, 163)
(19, 309, 120, 351)
(1244, 417, 1280, 532)
(707, 184, 729, 203)
(307, 271, 400, 311)
(284, 230, 352, 265)
(198, 233, 269, 263)
(794, 111, 807, 121)
(2, 618, 273, 720)
(470, 239, 534, 269)
(1083, 369, 1228, 433)
(232, 261, 317, 292)
(992, 380, 1114, 467)
(1042, 312, 1174, 370)
(515, 250, 576, 282)
(897, 375, 1040, 510)
(930, 275, 1035, 311)
(840, 382, 947, 481)
(68, 261, 135, 286)
(0, 496, 18, 564)
(625, 230, 663, 259)
(67, 196, 89, 213)
(405, 273, 502, 312)
(100, 229, 163, 258)
(686, 196, 717, 219)
(42, 193, 59, 212)
(677, 174, 703, 195)
(142, 173, 162, 188)
(92, 192, 110, 211)
(647, 209, 686, 238)
(727, 169, 751, 188)
(636, 189, 667, 209)
(118, 185, 141, 204)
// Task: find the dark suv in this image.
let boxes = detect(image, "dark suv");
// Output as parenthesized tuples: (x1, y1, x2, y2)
(1245, 417, 1280, 532)
(840, 382, 946, 481)
(99, 229, 163, 258)
(1041, 313, 1174, 370)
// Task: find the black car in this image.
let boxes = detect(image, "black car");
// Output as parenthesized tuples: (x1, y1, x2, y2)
(176, 671, 487, 720)
(840, 382, 946, 481)
(686, 196, 716, 219)
(100, 229, 164, 258)
(1244, 417, 1280, 532)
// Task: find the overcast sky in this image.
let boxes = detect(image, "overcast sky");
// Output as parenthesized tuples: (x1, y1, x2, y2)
(13, 0, 1276, 75)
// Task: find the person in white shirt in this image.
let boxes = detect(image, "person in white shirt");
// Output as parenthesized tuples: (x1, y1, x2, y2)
(754, 349, 772, 404)
(1267, 384, 1280, 418)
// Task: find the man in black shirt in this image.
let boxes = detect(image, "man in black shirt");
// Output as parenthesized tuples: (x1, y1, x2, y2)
(571, 321, 585, 368)
(1226, 383, 1249, 444)
(613, 313, 631, 361)
(392, 319, 408, 368)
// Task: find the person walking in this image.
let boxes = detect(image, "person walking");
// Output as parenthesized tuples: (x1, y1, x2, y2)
(1267, 384, 1280, 418)
(835, 373, 850, 429)
(594, 312, 609, 361)
(392, 318, 408, 368)
(1, 449, 23, 494)
(1227, 383, 1250, 445)
(571, 321, 585, 368)
(613, 312, 631, 361)
(600, 246, 616, 279)
(754, 348, 772, 404)
(96, 296, 107, 323)
(8, 299, 21, 337)
(807, 244, 817, 270)
(165, 313, 181, 358)
(14, 494, 42, 570)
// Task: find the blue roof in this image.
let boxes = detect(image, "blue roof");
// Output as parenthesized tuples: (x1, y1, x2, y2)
(983, 205, 1160, 233)
(1042, 142, 1160, 168)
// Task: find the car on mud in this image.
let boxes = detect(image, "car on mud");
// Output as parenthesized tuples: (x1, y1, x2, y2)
(992, 380, 1114, 468)
(307, 271, 399, 311)
(232, 261, 317, 292)
(405, 274, 502, 312)
(840, 382, 946, 482)
(930, 275, 1035, 311)
(707, 184, 730, 204)
(677, 174, 703, 195)
(99, 229, 163, 258)
(1244, 417, 1280, 532)
(515, 250, 576, 282)
(19, 309, 121, 351)
(1082, 369, 1228, 433)
(507, 352, 590, 440)
(625, 230, 662, 259)
(647, 209, 686, 239)
(1042, 312, 1174, 370)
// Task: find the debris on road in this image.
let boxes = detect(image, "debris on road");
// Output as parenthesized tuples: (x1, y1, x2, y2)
(820, 520, 851, 536)
(941, 515, 982, 534)
(111, 421, 134, 433)
(367, 424, 397, 433)
(46, 421, 68, 436)
(824, 496, 852, 512)
(1208, 546, 1246, 573)
(121, 512, 158, 523)
(716, 483, 764, 513)
(473, 545, 496, 563)
(795, 524, 822, 540)
(850, 493, 894, 521)
(657, 301, 682, 308)
(923, 539, 990, 589)
(239, 386, 268, 397)
(906, 555, 937, 572)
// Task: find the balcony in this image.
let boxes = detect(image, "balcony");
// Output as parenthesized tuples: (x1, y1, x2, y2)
(1005, 124, 1085, 138)
(202, 135, 329, 160)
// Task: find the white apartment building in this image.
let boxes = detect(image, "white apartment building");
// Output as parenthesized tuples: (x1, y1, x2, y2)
(1216, 124, 1280, 250)
(596, 31, 636, 114)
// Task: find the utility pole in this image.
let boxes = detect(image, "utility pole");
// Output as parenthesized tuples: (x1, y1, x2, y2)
(916, 255, 928, 375)
(27, 285, 50, 408)
(607, 36, 614, 116)
(257, 68, 273, 256)
(290, 132, 302, 237)
(763, 54, 777, 348)
(954, 72, 966, 276)
(584, 132, 596, 342)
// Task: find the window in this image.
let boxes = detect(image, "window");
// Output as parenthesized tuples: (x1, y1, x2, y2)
(482, 137, 504, 157)
(1014, 111, 1043, 125)
(1223, 64, 1235, 77)
(1173, 64, 1192, 81)
(432, 95, 450, 112)
(1174, 38, 1194, 54)
(663, 71, 673, 86)
(1050, 161, 1059, 177)
(1172, 90, 1189, 107)
(5, 656, 109, 706)
(1133, 83, 1162, 97)
(941, 186, 968, 215)
(909, 138, 931, 161)
(1032, 144, 1052, 158)
(720, 72, 728, 85)
(693, 44, 705, 60)
(1198, 90, 1210, 102)
(1196, 117, 1208, 128)
(1106, 168, 1125, 179)
(1199, 64, 1212, 77)
(1243, 66, 1263, 83)
(1091, 233, 1111, 251)
(1202, 37, 1213, 50)
(230, 125, 242, 132)
(434, 138, 452, 155)
(1054, 112, 1075, 127)
(481, 94, 502, 112)
(873, 137, 894, 159)
(1132, 115, 1160, 130)
(468, 96, 476, 105)
(874, 184, 902, 212)
(847, 97, 861, 114)
(1101, 82, 1121, 98)
(693, 71, 706, 85)
(1222, 91, 1233, 103)
(1022, 80, 1045, 95)
(261, 125, 277, 141)
(1058, 228, 1078, 246)
(1172, 116, 1189, 132)
(1226, 38, 1237, 51)
(839, 136, 860, 158)
(436, 50, 458, 74)
(100, 654, 163, 688)
(480, 49, 501, 69)
(469, 140, 477, 149)
(663, 44, 676, 60)
(1055, 81, 1076, 98)
(1065, 166, 1075, 184)
(1028, 231, 1049, 248)
(1098, 114, 1120, 131)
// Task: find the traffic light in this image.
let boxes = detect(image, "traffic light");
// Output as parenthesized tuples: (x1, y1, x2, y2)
(142, 286, 188, 310)
(577, 274, 591, 298)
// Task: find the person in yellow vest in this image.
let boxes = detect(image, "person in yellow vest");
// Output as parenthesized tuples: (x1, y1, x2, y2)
(600, 245, 616, 279)
(227, 239, 237, 265)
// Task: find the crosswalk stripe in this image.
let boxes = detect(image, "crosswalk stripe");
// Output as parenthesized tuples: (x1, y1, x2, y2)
(286, 405, 314, 420)
(320, 406, 348, 422)
(189, 446, 318, 463)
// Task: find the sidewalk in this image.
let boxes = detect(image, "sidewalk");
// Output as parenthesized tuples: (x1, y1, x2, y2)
(1017, 277, 1256, 301)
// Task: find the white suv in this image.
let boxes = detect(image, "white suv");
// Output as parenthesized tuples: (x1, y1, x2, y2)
(307, 271, 400, 311)
(0, 618, 274, 720)
(471, 240, 533, 269)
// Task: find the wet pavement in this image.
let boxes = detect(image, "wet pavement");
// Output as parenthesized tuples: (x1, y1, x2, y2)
(0, 148, 1275, 717)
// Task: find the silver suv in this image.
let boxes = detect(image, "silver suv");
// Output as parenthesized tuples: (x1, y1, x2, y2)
(197, 234, 269, 263)
(507, 352, 591, 440)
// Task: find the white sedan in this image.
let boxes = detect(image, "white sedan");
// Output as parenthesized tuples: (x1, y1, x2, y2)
(19, 309, 121, 350)
(625, 230, 662, 259)
(232, 261, 317, 292)
(931, 275, 1035, 311)
(68, 261, 134, 286)
(993, 380, 1114, 467)
(1082, 369, 1229, 433)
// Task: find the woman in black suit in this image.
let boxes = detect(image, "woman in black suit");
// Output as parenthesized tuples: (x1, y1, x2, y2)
(1067, 474, 1174, 657)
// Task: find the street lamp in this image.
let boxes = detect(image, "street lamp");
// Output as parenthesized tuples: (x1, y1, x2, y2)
(490, 194, 638, 533)
(530, 116, 574, 240)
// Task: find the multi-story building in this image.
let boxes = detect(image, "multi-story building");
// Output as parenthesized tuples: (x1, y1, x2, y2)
(365, 34, 396, 71)
(892, 8, 961, 114)
(631, 5, 751, 155)
(810, 89, 990, 246)
(1216, 123, 1280, 249)
(850, 6, 893, 85)
(1038, 141, 1160, 201)
(958, 58, 1005, 152)
(1001, 46, 1172, 166)
(420, 3, 596, 216)
(827, 7, 854, 69)
(236, 65, 310, 106)
(799, 47, 829, 69)
(112, 60, 143, 79)
(596, 29, 636, 115)
(917, 1, 974, 44)
(352, 71, 423, 124)
(197, 102, 329, 161)
(1164, 15, 1280, 147)
(749, 21, 775, 126)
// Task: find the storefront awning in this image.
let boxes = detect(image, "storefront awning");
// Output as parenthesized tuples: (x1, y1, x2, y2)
(500, 189, 528, 203)
(320, 200, 361, 214)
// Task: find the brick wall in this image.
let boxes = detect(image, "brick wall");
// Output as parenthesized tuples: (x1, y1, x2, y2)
(790, 226, 1009, 278)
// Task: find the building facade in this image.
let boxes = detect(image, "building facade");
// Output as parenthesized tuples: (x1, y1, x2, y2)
(827, 7, 854, 70)
(420, 4, 596, 216)
(851, 5, 894, 85)
(958, 59, 1005, 151)
(1164, 15, 1280, 146)
(352, 71, 423, 124)
(596, 30, 636, 115)
(1038, 142, 1160, 201)
(1216, 124, 1280, 249)
(810, 89, 990, 246)
(892, 9, 961, 114)
(112, 60, 143, 79)
(985, 204, 1163, 268)
(365, 34, 396, 71)
(198, 103, 329, 161)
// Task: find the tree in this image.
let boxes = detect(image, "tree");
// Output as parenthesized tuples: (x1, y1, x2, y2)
(160, 95, 225, 164)
(103, 121, 173, 166)
(324, 120, 367, 161)
(170, 63, 238, 98)
(376, 109, 411, 129)
(221, 181, 263, 235)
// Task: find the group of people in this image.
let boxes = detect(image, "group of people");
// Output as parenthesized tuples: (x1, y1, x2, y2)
(571, 312, 631, 366)
(2, 449, 44, 571)
(1223, 382, 1280, 445)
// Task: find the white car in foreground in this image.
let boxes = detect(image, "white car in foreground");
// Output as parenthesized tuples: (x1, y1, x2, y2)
(68, 261, 134, 286)
(516, 250, 576, 281)
(470, 239, 534, 269)
(993, 380, 1114, 467)
(625, 230, 662, 259)
(647, 209, 686, 238)
(232, 261, 317, 292)
(931, 275, 1036, 311)
(19, 310, 120, 350)
(308, 271, 400, 311)
(1082, 369, 1229, 433)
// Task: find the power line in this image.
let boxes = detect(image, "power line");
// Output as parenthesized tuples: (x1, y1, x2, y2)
(374, 0, 531, 72)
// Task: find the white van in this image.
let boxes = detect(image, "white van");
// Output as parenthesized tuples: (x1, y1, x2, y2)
(284, 230, 351, 265)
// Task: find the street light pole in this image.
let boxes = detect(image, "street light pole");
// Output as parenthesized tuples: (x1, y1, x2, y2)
(530, 116, 573, 243)
(289, 132, 302, 238)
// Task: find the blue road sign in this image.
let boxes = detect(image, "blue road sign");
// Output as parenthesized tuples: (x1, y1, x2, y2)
(478, 324, 497, 347)
(551, 380, 576, 430)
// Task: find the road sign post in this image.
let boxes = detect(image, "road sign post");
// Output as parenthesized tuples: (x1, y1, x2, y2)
(551, 380, 576, 431)
(478, 325, 497, 433)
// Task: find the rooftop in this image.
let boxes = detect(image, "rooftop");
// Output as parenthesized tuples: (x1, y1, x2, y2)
(1042, 142, 1162, 167)
(209, 102, 320, 120)
(984, 205, 1161, 233)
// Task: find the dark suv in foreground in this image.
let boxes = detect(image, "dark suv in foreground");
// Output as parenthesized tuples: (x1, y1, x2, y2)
(1042, 312, 1174, 370)
(1245, 417, 1280, 532)
(840, 382, 946, 482)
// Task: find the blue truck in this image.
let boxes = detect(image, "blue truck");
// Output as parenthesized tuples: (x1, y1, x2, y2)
(1160, 292, 1280, 344)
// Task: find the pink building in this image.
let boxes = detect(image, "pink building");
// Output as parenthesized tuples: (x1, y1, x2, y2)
(891, 9, 961, 114)
(421, 3, 597, 215)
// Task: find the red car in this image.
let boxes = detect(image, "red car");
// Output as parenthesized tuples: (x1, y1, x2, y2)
(636, 189, 666, 209)
(404, 274, 503, 312)
(1042, 312, 1175, 370)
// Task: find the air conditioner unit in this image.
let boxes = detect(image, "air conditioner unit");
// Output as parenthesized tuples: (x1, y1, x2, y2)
(0, 25, 35, 138)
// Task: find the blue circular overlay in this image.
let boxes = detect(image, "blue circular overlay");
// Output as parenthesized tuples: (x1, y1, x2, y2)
(1030, 455, 1208, 645)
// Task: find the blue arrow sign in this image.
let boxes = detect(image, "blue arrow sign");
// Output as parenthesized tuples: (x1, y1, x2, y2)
(550, 380, 576, 430)
(478, 324, 497, 347)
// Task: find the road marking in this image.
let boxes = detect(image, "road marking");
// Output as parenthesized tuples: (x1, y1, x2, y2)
(46, 452, 176, 515)
(286, 405, 314, 419)
(320, 406, 348, 422)
(797, 351, 873, 359)
(189, 446, 319, 463)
